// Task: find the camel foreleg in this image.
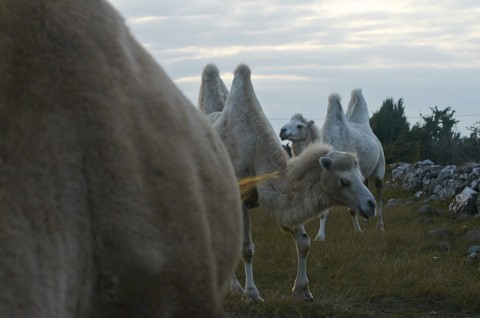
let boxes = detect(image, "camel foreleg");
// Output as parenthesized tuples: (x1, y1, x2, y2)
(349, 208, 363, 233)
(289, 225, 313, 301)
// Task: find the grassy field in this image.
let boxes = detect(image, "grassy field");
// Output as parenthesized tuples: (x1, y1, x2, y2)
(223, 187, 480, 317)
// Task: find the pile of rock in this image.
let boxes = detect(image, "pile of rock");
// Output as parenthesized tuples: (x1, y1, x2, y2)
(388, 160, 480, 217)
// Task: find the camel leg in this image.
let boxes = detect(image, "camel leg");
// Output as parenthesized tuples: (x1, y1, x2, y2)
(348, 178, 370, 233)
(229, 274, 244, 295)
(314, 209, 329, 241)
(289, 225, 313, 301)
(349, 208, 363, 233)
(375, 178, 384, 231)
(240, 205, 263, 302)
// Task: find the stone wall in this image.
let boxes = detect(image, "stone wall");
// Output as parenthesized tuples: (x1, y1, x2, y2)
(388, 160, 480, 217)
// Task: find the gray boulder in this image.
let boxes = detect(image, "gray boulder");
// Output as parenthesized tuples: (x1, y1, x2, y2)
(418, 205, 438, 217)
(464, 229, 480, 241)
(429, 227, 453, 239)
(448, 187, 479, 216)
(391, 162, 411, 182)
(468, 245, 480, 254)
(467, 245, 480, 263)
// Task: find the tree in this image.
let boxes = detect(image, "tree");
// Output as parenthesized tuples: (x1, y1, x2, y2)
(409, 106, 460, 164)
(369, 99, 477, 165)
(370, 98, 409, 145)
(466, 121, 480, 140)
(370, 98, 411, 163)
(459, 121, 480, 162)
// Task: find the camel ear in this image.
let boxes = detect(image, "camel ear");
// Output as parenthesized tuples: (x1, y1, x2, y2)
(307, 120, 315, 127)
(319, 157, 333, 170)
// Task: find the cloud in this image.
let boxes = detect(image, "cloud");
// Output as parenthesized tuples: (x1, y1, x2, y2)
(108, 0, 480, 135)
(119, 0, 480, 69)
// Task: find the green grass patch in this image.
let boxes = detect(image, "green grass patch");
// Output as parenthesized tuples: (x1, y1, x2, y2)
(224, 188, 480, 317)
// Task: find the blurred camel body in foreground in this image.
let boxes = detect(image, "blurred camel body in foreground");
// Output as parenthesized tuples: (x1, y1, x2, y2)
(0, 1, 243, 317)
(199, 63, 376, 301)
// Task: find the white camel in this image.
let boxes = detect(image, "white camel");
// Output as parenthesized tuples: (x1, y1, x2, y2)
(1, 2, 242, 317)
(199, 64, 376, 301)
(280, 113, 321, 158)
(280, 90, 385, 241)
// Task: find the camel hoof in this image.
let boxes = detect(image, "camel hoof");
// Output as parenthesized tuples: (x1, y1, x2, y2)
(242, 294, 264, 303)
(377, 223, 385, 232)
(243, 287, 264, 302)
(292, 287, 313, 301)
(314, 234, 326, 241)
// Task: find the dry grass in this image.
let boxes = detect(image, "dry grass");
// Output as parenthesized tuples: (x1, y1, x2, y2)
(224, 187, 480, 317)
(239, 172, 279, 201)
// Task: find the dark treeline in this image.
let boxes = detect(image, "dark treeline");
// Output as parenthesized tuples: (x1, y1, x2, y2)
(370, 98, 480, 165)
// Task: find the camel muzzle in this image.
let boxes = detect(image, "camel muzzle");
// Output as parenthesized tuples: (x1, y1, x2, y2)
(279, 128, 289, 140)
(358, 199, 376, 219)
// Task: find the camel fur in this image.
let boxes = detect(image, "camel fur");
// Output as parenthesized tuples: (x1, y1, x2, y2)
(0, 1, 242, 317)
(346, 88, 371, 125)
(199, 63, 375, 301)
(280, 89, 385, 241)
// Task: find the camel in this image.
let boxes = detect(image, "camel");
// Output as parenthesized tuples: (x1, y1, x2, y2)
(0, 1, 243, 317)
(279, 90, 385, 241)
(346, 88, 372, 125)
(199, 63, 376, 301)
(280, 113, 321, 158)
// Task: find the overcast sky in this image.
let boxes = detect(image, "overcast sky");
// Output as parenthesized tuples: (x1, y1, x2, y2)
(109, 0, 480, 137)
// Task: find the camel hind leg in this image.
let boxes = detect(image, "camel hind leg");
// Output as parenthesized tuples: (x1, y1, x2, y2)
(229, 274, 244, 295)
(372, 147, 385, 232)
(238, 205, 263, 302)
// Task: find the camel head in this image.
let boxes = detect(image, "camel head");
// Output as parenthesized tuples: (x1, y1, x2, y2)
(319, 150, 376, 219)
(279, 113, 315, 141)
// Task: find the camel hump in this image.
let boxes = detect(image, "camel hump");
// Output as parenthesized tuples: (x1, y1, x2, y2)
(234, 63, 251, 79)
(349, 88, 364, 110)
(351, 88, 363, 99)
(202, 63, 220, 81)
(328, 93, 342, 105)
(199, 63, 229, 115)
(347, 88, 370, 126)
(325, 93, 347, 124)
(230, 63, 255, 98)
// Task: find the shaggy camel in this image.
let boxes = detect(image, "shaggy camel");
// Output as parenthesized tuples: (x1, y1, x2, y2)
(199, 64, 376, 301)
(280, 113, 321, 158)
(280, 90, 385, 241)
(0, 1, 242, 317)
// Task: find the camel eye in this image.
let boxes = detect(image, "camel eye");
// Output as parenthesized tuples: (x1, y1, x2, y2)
(340, 178, 351, 187)
(297, 124, 303, 129)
